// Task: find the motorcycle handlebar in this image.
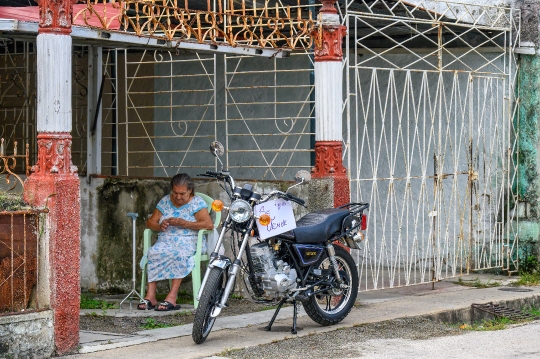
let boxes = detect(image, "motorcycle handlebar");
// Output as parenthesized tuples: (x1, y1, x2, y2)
(261, 191, 306, 207)
(286, 193, 306, 206)
(206, 170, 220, 176)
(199, 170, 236, 194)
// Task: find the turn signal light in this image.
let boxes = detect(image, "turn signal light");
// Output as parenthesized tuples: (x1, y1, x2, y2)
(259, 214, 271, 226)
(212, 200, 224, 212)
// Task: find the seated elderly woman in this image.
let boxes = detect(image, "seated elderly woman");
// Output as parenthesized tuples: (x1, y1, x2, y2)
(138, 173, 214, 311)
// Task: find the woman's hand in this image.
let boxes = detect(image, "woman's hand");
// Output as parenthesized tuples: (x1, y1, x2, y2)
(164, 217, 187, 228)
(159, 220, 170, 232)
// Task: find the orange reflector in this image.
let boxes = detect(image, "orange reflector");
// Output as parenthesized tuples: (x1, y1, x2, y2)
(211, 200, 224, 212)
(259, 214, 271, 226)
(250, 229, 255, 237)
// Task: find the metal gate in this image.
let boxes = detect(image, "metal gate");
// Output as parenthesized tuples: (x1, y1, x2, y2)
(345, 0, 520, 290)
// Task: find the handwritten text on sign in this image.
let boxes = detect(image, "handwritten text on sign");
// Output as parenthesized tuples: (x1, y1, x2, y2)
(254, 199, 297, 240)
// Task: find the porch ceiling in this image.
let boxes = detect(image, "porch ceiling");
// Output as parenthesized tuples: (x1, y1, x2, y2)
(0, 18, 290, 58)
(0, 0, 513, 55)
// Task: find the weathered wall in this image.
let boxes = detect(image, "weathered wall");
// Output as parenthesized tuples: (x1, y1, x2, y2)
(510, 1, 540, 268)
(0, 310, 54, 359)
(511, 55, 540, 266)
(80, 176, 309, 292)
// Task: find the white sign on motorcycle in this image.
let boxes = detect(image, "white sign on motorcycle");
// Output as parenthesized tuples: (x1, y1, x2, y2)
(254, 199, 296, 240)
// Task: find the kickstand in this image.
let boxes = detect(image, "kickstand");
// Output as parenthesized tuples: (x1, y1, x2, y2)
(291, 300, 298, 334)
(264, 297, 288, 331)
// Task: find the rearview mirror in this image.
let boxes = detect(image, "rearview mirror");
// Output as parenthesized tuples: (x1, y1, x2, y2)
(210, 141, 224, 157)
(294, 170, 311, 184)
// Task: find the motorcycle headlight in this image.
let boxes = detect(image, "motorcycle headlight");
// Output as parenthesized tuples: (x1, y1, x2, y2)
(229, 200, 253, 223)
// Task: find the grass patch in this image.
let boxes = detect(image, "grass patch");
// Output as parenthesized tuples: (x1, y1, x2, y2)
(526, 307, 540, 317)
(230, 293, 243, 300)
(454, 277, 501, 288)
(140, 318, 171, 330)
(218, 348, 242, 357)
(459, 317, 515, 331)
(0, 190, 30, 211)
(512, 272, 540, 286)
(80, 294, 117, 310)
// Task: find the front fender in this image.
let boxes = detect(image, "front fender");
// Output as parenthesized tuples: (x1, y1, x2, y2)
(209, 255, 231, 270)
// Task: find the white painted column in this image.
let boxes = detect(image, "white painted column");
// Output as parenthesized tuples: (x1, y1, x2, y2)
(36, 34, 72, 133)
(314, 61, 343, 142)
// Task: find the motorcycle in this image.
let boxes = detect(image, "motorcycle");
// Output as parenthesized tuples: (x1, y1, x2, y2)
(192, 141, 369, 344)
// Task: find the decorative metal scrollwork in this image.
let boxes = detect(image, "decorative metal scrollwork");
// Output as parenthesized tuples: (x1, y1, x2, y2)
(0, 138, 29, 191)
(73, 0, 315, 50)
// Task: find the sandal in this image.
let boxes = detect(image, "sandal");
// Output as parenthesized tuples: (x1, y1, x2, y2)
(155, 301, 181, 311)
(137, 299, 156, 310)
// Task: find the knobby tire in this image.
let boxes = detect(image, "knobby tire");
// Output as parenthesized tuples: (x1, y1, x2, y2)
(192, 267, 224, 344)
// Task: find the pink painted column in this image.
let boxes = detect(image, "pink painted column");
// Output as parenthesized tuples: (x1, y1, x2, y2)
(24, 0, 80, 355)
(310, 0, 349, 208)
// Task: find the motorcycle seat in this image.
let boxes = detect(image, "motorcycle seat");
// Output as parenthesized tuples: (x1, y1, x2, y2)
(277, 208, 350, 244)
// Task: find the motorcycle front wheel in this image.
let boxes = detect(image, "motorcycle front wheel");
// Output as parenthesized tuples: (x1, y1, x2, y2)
(192, 267, 225, 344)
(303, 245, 359, 326)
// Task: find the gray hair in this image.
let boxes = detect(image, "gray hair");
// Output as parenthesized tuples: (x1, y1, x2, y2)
(170, 173, 195, 195)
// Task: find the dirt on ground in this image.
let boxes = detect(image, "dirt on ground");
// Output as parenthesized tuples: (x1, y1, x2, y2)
(80, 297, 282, 334)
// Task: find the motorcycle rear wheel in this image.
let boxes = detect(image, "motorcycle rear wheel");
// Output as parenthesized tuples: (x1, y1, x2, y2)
(303, 245, 359, 326)
(192, 267, 225, 344)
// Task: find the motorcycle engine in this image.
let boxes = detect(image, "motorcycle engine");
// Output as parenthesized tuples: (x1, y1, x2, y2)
(250, 243, 297, 297)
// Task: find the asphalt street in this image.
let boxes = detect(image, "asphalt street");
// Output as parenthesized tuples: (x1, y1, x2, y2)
(350, 321, 540, 359)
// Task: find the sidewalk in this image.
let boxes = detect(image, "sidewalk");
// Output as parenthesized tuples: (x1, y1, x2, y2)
(69, 274, 540, 359)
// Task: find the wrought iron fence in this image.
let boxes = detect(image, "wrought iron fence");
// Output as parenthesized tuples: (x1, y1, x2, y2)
(0, 139, 45, 314)
(345, 0, 521, 290)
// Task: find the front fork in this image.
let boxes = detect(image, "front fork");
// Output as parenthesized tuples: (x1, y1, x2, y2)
(197, 217, 255, 317)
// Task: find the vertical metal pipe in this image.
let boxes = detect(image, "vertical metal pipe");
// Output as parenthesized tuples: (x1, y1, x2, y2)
(309, 0, 316, 168)
(112, 49, 118, 176)
(124, 49, 129, 176)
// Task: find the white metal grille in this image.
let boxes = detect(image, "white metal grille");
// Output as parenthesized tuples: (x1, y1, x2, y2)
(345, 0, 520, 290)
(123, 50, 217, 177)
(0, 39, 36, 172)
(224, 52, 315, 180)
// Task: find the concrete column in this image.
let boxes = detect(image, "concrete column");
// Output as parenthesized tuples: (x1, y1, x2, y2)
(23, 0, 81, 355)
(309, 0, 349, 210)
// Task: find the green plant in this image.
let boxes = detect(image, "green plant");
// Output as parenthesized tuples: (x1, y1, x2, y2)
(230, 293, 243, 300)
(526, 307, 540, 317)
(0, 190, 30, 211)
(459, 317, 514, 331)
(513, 272, 540, 286)
(454, 277, 501, 288)
(80, 293, 117, 310)
(140, 318, 170, 330)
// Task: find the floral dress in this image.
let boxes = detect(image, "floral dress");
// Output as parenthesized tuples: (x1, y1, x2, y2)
(147, 195, 208, 282)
